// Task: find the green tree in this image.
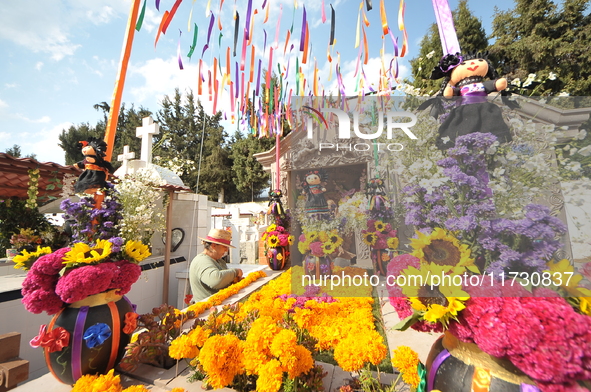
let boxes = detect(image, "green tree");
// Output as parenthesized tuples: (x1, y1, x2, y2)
(409, 0, 489, 95)
(4, 144, 37, 159)
(230, 131, 275, 201)
(489, 0, 591, 95)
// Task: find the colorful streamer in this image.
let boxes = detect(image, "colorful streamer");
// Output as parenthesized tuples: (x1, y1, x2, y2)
(155, 0, 160, 11)
(398, 0, 408, 57)
(154, 11, 170, 47)
(379, 0, 388, 36)
(187, 23, 198, 58)
(135, 0, 147, 31)
(321, 0, 327, 23)
(299, 6, 307, 51)
(245, 0, 253, 41)
(177, 30, 184, 70)
(162, 0, 183, 35)
(329, 4, 335, 45)
(431, 0, 460, 55)
(365, 0, 373, 11)
(233, 11, 240, 56)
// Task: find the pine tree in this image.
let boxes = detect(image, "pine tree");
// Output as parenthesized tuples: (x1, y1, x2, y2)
(230, 131, 275, 201)
(409, 0, 489, 95)
(489, 0, 591, 95)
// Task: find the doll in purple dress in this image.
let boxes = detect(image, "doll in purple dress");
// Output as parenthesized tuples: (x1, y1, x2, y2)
(428, 51, 512, 150)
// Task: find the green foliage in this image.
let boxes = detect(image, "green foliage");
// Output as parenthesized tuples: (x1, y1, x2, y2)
(408, 0, 489, 95)
(3, 144, 37, 160)
(0, 199, 51, 254)
(230, 131, 274, 201)
(489, 0, 591, 96)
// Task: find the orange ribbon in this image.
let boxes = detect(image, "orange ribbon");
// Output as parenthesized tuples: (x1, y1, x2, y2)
(123, 312, 138, 335)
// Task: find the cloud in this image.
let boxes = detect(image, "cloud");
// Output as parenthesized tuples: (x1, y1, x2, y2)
(4, 83, 18, 89)
(13, 114, 51, 123)
(0, 99, 7, 108)
(35, 62, 44, 71)
(0, 0, 129, 61)
(26, 122, 73, 165)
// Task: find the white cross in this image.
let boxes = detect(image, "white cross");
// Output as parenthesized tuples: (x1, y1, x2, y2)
(117, 145, 136, 175)
(136, 116, 160, 165)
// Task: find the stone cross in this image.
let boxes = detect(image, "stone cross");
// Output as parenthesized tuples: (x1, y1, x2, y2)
(117, 145, 136, 175)
(136, 116, 160, 165)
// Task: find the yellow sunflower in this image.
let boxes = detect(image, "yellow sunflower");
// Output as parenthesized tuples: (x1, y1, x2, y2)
(374, 220, 386, 232)
(400, 262, 469, 327)
(387, 237, 399, 250)
(410, 229, 477, 273)
(322, 242, 336, 255)
(362, 232, 378, 246)
(328, 230, 343, 248)
(267, 235, 280, 248)
(124, 240, 151, 263)
(545, 259, 584, 294)
(288, 235, 295, 245)
(266, 224, 277, 233)
(64, 240, 112, 265)
(305, 231, 318, 241)
(318, 231, 329, 242)
(12, 246, 52, 271)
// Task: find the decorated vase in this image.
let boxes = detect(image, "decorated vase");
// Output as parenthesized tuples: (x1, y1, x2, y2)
(304, 253, 332, 280)
(266, 246, 289, 270)
(370, 248, 396, 276)
(5, 248, 18, 260)
(43, 290, 136, 385)
(426, 331, 540, 392)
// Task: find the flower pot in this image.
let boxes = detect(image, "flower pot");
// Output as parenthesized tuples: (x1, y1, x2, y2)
(304, 253, 332, 280)
(266, 246, 289, 270)
(5, 248, 18, 260)
(43, 290, 135, 385)
(426, 331, 539, 392)
(370, 248, 395, 276)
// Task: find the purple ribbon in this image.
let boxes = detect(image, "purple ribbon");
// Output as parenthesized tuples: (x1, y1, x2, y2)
(155, 0, 160, 11)
(428, 348, 450, 391)
(244, 0, 253, 41)
(299, 6, 307, 51)
(72, 306, 89, 382)
(123, 296, 137, 313)
(521, 384, 541, 392)
(431, 0, 460, 55)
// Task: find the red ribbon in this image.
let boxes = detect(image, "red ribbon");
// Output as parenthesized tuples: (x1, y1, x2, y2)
(30, 325, 70, 353)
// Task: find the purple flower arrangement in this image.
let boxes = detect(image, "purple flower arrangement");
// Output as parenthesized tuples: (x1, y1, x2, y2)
(22, 187, 149, 315)
(402, 132, 566, 275)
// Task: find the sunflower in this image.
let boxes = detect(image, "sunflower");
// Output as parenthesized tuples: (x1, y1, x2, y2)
(545, 259, 585, 295)
(305, 231, 318, 241)
(266, 224, 277, 233)
(267, 235, 280, 248)
(410, 229, 477, 273)
(288, 235, 295, 245)
(124, 240, 151, 263)
(328, 230, 344, 248)
(362, 232, 378, 246)
(64, 240, 112, 265)
(374, 220, 386, 232)
(13, 246, 52, 271)
(386, 237, 399, 250)
(318, 231, 329, 242)
(322, 242, 336, 255)
(400, 262, 469, 327)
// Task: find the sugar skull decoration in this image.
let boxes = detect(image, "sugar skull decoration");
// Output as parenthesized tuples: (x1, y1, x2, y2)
(74, 138, 115, 194)
(428, 51, 513, 150)
(301, 169, 329, 215)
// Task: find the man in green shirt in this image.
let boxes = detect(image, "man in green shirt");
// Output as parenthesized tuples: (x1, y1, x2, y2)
(189, 229, 243, 302)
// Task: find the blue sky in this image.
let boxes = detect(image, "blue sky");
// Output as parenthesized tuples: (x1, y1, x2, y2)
(0, 0, 515, 164)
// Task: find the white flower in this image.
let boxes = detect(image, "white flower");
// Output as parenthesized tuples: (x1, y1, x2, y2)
(548, 72, 557, 80)
(576, 129, 587, 140)
(426, 50, 436, 59)
(522, 73, 537, 87)
(558, 91, 570, 97)
(577, 145, 591, 157)
(441, 136, 451, 145)
(511, 78, 521, 86)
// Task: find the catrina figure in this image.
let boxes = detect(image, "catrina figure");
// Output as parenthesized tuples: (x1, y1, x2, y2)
(301, 169, 329, 215)
(74, 137, 115, 194)
(427, 51, 513, 150)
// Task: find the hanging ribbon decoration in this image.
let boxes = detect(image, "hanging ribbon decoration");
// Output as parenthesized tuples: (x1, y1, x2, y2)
(187, 23, 198, 58)
(398, 0, 408, 57)
(135, 0, 147, 31)
(177, 30, 184, 69)
(431, 0, 461, 55)
(329, 4, 335, 45)
(365, 0, 373, 11)
(233, 11, 240, 56)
